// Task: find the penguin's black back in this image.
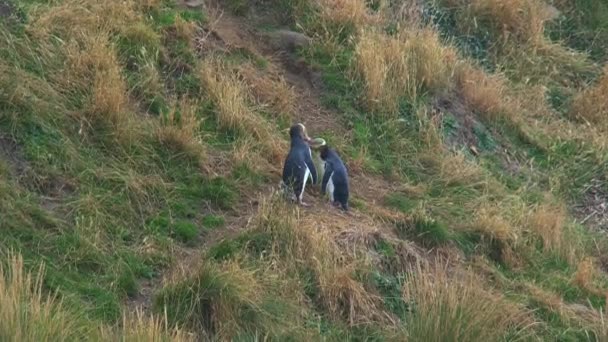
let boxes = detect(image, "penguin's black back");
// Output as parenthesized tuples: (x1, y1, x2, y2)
(282, 133, 315, 197)
(321, 147, 349, 210)
(282, 141, 310, 184)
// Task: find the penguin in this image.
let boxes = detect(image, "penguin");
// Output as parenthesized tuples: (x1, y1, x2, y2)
(319, 145, 349, 211)
(281, 123, 318, 206)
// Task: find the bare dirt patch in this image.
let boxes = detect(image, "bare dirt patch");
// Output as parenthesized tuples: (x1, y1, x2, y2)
(0, 134, 27, 174)
(432, 94, 479, 152)
(573, 178, 608, 231)
(0, 1, 14, 18)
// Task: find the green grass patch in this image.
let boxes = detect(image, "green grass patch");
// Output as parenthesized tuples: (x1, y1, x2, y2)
(173, 220, 199, 244)
(202, 215, 225, 229)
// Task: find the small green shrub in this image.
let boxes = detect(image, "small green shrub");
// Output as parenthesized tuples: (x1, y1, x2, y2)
(173, 221, 198, 243)
(202, 215, 225, 229)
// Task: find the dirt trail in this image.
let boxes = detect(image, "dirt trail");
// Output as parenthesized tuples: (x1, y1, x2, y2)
(127, 5, 403, 313)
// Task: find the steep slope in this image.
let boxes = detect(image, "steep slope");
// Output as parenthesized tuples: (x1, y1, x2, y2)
(2, 0, 608, 340)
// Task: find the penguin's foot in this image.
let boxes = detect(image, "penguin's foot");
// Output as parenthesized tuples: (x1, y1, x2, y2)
(298, 199, 311, 207)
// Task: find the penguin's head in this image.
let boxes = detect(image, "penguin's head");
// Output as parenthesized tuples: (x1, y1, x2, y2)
(289, 123, 311, 143)
(319, 145, 330, 160)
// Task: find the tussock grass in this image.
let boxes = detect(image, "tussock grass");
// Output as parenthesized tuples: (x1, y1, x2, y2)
(315, 0, 379, 34)
(455, 63, 520, 124)
(447, 0, 553, 45)
(0, 251, 193, 341)
(353, 28, 457, 116)
(155, 258, 307, 340)
(111, 309, 195, 341)
(571, 257, 605, 297)
(570, 66, 608, 128)
(527, 203, 581, 265)
(238, 63, 295, 121)
(472, 207, 518, 244)
(524, 283, 606, 333)
(24, 0, 142, 141)
(173, 15, 198, 44)
(0, 252, 95, 341)
(199, 58, 285, 163)
(256, 196, 390, 325)
(157, 99, 205, 161)
(404, 262, 534, 341)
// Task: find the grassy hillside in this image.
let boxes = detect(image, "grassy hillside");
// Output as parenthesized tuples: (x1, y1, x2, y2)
(2, 0, 608, 340)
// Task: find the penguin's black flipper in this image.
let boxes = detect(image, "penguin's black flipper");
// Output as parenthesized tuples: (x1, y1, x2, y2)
(321, 162, 333, 195)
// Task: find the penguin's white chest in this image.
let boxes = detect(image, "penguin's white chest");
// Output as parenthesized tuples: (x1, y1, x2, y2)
(299, 166, 311, 200)
(327, 172, 335, 202)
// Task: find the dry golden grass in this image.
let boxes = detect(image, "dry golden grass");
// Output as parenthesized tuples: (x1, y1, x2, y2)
(404, 262, 534, 341)
(316, 0, 379, 33)
(437, 152, 486, 187)
(528, 203, 565, 251)
(526, 203, 581, 264)
(524, 283, 606, 331)
(469, 202, 525, 268)
(28, 0, 137, 40)
(173, 15, 198, 44)
(571, 257, 606, 297)
(570, 66, 608, 128)
(134, 0, 161, 10)
(251, 195, 390, 325)
(238, 63, 295, 120)
(451, 0, 554, 45)
(354, 28, 456, 116)
(199, 58, 286, 163)
(317, 261, 387, 325)
(473, 207, 518, 244)
(157, 99, 206, 161)
(25, 0, 139, 140)
(158, 249, 311, 340)
(114, 309, 195, 342)
(0, 252, 96, 341)
(455, 63, 520, 124)
(498, 39, 598, 88)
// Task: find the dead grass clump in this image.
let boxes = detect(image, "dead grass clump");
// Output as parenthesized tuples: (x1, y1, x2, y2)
(112, 309, 195, 342)
(354, 28, 457, 116)
(134, 0, 161, 11)
(199, 58, 285, 163)
(238, 63, 295, 120)
(0, 252, 97, 341)
(571, 257, 605, 297)
(252, 195, 388, 325)
(455, 64, 519, 124)
(155, 260, 265, 339)
(316, 0, 379, 34)
(502, 40, 597, 86)
(524, 283, 604, 330)
(469, 203, 524, 268)
(404, 262, 534, 341)
(89, 45, 129, 122)
(473, 208, 518, 244)
(173, 15, 198, 44)
(438, 152, 486, 187)
(27, 1, 137, 139)
(527, 203, 580, 264)
(66, 37, 134, 141)
(452, 0, 553, 45)
(157, 99, 205, 161)
(317, 261, 387, 326)
(28, 0, 137, 41)
(570, 66, 608, 128)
